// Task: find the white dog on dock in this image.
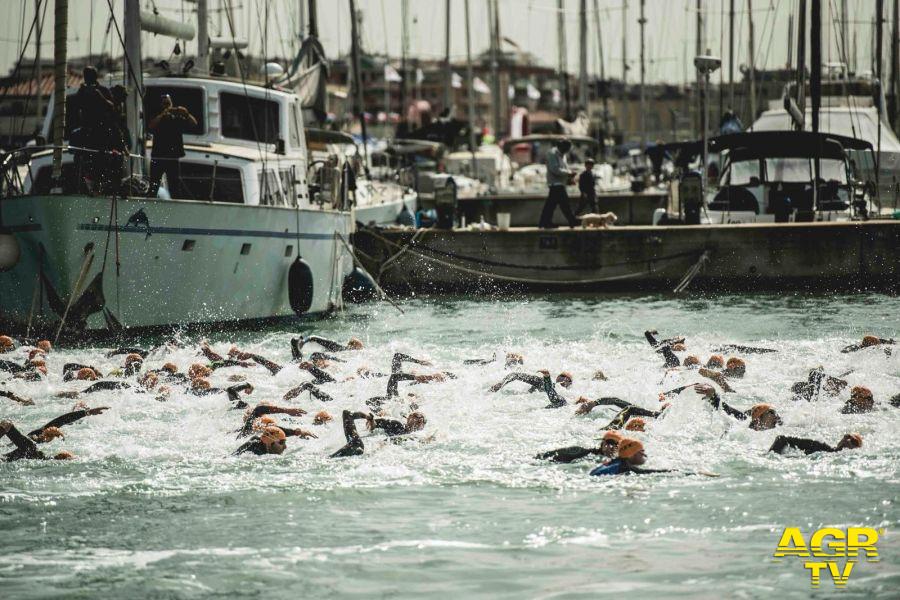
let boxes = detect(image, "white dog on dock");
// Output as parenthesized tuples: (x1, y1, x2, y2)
(578, 212, 618, 228)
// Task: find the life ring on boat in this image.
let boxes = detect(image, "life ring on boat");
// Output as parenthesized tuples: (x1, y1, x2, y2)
(288, 257, 314, 315)
(342, 266, 378, 303)
(0, 233, 20, 272)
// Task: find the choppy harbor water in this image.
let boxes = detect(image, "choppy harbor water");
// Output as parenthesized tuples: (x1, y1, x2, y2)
(1, 293, 898, 598)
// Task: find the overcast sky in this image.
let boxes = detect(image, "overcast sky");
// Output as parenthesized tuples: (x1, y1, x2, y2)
(0, 1, 888, 85)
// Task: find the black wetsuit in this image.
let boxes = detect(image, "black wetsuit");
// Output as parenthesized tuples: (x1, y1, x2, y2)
(841, 338, 894, 353)
(535, 445, 604, 463)
(714, 344, 777, 354)
(106, 347, 149, 359)
(82, 380, 132, 394)
(330, 410, 368, 458)
(659, 346, 680, 368)
(1, 424, 47, 461)
(463, 354, 496, 365)
(790, 368, 845, 402)
(0, 360, 27, 374)
(371, 418, 411, 437)
(284, 382, 335, 403)
(26, 409, 99, 440)
(704, 392, 751, 421)
(541, 375, 567, 408)
(300, 363, 335, 385)
(366, 373, 416, 409)
(491, 372, 543, 393)
(233, 437, 267, 456)
(237, 405, 295, 437)
(224, 383, 253, 408)
(602, 405, 663, 430)
(769, 435, 841, 455)
(644, 331, 682, 368)
(302, 336, 352, 353)
(63, 363, 104, 380)
(208, 359, 252, 371)
(0, 390, 32, 405)
(391, 353, 430, 374)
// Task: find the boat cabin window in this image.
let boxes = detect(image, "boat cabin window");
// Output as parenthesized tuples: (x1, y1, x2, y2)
(179, 161, 243, 202)
(724, 159, 760, 186)
(764, 158, 847, 184)
(144, 86, 205, 134)
(221, 92, 280, 144)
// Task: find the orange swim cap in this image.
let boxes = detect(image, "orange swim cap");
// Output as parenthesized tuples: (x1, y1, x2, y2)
(625, 418, 646, 432)
(706, 355, 724, 369)
(725, 357, 746, 373)
(261, 426, 287, 443)
(188, 363, 212, 379)
(861, 335, 880, 347)
(602, 430, 623, 443)
(39, 426, 65, 442)
(592, 370, 608, 381)
(37, 340, 52, 353)
(617, 438, 644, 459)
(505, 353, 524, 366)
(161, 362, 178, 374)
(0, 335, 13, 351)
(124, 353, 143, 367)
(749, 403, 774, 421)
(28, 349, 45, 360)
(191, 378, 211, 390)
(683, 355, 701, 367)
(140, 372, 159, 389)
(77, 367, 98, 381)
(845, 433, 863, 448)
(556, 371, 574, 382)
(851, 385, 873, 401)
(347, 338, 364, 349)
(313, 410, 333, 425)
(53, 451, 75, 460)
(672, 343, 686, 352)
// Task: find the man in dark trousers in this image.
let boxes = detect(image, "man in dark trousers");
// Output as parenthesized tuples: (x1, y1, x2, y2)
(538, 139, 578, 228)
(576, 158, 598, 215)
(70, 66, 115, 193)
(148, 93, 197, 198)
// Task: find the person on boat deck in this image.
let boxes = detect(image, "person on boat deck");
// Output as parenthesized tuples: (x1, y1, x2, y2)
(535, 430, 623, 464)
(1, 421, 76, 462)
(589, 438, 673, 476)
(576, 158, 598, 215)
(70, 66, 115, 193)
(694, 384, 782, 430)
(538, 139, 578, 229)
(841, 335, 895, 354)
(148, 93, 197, 198)
(295, 336, 364, 353)
(769, 433, 862, 456)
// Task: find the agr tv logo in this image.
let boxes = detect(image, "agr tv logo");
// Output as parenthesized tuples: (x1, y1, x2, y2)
(773, 527, 884, 587)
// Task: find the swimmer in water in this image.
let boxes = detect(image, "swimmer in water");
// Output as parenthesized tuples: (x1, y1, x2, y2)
(535, 430, 623, 463)
(841, 386, 875, 414)
(330, 410, 370, 458)
(589, 438, 674, 476)
(20, 406, 110, 442)
(63, 363, 103, 381)
(713, 344, 777, 354)
(694, 384, 782, 430)
(283, 381, 335, 403)
(0, 420, 76, 462)
(233, 426, 295, 456)
(365, 373, 417, 410)
(790, 367, 849, 401)
(841, 335, 895, 354)
(769, 433, 862, 455)
(297, 361, 335, 385)
(236, 404, 308, 437)
(490, 370, 572, 394)
(295, 336, 364, 354)
(0, 389, 33, 405)
(365, 411, 427, 437)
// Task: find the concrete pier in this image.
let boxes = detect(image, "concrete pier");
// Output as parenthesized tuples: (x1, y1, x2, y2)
(353, 221, 900, 294)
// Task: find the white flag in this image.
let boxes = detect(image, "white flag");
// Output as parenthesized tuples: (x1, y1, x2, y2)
(384, 64, 403, 83)
(416, 68, 424, 84)
(451, 72, 463, 88)
(527, 83, 541, 100)
(473, 77, 491, 94)
(508, 84, 515, 99)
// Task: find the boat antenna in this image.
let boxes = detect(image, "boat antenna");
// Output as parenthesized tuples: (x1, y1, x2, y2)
(811, 0, 821, 211)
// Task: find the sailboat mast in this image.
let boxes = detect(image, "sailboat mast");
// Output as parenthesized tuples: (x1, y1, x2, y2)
(124, 0, 144, 176)
(444, 0, 452, 112)
(592, 0, 608, 146)
(51, 0, 68, 183)
(622, 0, 627, 83)
(198, 0, 209, 74)
(400, 0, 409, 119)
(579, 0, 588, 109)
(349, 0, 369, 170)
(35, 0, 42, 129)
(728, 0, 734, 108)
(489, 0, 502, 136)
(464, 0, 477, 170)
(811, 0, 821, 208)
(639, 0, 646, 148)
(747, 0, 756, 121)
(308, 0, 318, 37)
(796, 0, 806, 129)
(557, 0, 571, 119)
(892, 0, 899, 129)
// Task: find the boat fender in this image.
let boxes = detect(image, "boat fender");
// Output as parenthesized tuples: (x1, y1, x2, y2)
(288, 257, 314, 315)
(0, 233, 20, 271)
(342, 266, 379, 303)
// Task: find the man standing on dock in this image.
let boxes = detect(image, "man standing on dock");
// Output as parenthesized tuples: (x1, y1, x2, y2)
(538, 139, 578, 228)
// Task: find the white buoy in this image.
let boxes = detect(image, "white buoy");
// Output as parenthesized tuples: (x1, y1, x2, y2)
(0, 233, 20, 271)
(262, 63, 285, 79)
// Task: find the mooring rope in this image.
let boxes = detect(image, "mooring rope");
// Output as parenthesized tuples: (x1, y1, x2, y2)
(673, 250, 711, 294)
(335, 233, 405, 315)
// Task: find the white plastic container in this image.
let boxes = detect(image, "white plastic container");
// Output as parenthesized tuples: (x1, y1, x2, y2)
(497, 212, 511, 230)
